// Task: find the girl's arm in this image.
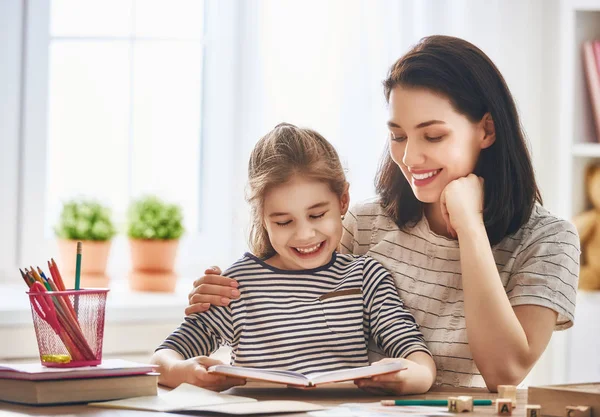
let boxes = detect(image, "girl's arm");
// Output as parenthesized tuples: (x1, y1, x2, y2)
(355, 353, 436, 395)
(440, 174, 563, 391)
(151, 349, 245, 390)
(357, 258, 436, 394)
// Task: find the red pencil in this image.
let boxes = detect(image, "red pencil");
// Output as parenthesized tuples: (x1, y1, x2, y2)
(48, 259, 66, 291)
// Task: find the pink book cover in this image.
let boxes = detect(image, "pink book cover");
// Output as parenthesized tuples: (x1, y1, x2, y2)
(0, 359, 157, 381)
(584, 41, 600, 142)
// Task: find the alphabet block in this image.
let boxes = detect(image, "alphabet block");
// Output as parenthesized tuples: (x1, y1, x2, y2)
(448, 397, 459, 413)
(456, 396, 474, 412)
(498, 385, 517, 408)
(526, 404, 542, 417)
(566, 406, 591, 417)
(497, 399, 513, 416)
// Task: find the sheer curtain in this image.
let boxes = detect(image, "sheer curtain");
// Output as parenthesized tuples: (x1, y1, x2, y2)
(224, 0, 563, 386)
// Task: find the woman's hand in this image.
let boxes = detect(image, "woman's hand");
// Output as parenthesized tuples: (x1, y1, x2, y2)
(439, 173, 485, 238)
(185, 267, 240, 315)
(172, 356, 246, 392)
(354, 353, 436, 395)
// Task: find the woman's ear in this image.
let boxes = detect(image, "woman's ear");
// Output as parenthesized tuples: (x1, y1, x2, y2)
(480, 113, 496, 149)
(340, 183, 350, 215)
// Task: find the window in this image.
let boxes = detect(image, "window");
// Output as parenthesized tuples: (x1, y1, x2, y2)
(13, 0, 239, 279)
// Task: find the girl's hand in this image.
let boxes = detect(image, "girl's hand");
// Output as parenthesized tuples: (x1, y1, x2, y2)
(172, 356, 246, 392)
(354, 354, 436, 395)
(439, 173, 485, 238)
(185, 267, 240, 315)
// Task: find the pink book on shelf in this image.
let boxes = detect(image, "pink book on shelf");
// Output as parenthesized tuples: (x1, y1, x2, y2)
(584, 41, 600, 142)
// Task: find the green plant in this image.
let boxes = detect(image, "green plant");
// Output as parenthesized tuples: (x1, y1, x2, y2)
(127, 196, 184, 240)
(54, 199, 117, 241)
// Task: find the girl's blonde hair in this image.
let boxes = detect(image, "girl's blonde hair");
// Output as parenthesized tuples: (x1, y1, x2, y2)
(247, 123, 347, 258)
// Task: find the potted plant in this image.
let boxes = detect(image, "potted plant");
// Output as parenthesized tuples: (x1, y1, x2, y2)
(54, 198, 116, 287)
(127, 195, 184, 292)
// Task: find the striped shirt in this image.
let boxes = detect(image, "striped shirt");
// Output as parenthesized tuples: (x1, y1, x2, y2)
(340, 198, 580, 388)
(157, 252, 430, 375)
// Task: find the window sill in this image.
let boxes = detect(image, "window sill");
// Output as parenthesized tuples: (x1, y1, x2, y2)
(0, 277, 195, 327)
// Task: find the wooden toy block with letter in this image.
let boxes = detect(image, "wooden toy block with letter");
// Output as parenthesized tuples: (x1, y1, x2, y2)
(498, 385, 517, 408)
(526, 404, 542, 417)
(528, 383, 600, 417)
(456, 396, 474, 412)
(497, 399, 513, 416)
(448, 397, 459, 412)
(566, 406, 591, 417)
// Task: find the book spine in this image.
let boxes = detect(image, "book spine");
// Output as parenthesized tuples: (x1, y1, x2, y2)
(584, 41, 600, 142)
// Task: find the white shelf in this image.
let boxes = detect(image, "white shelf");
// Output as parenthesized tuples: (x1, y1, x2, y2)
(572, 0, 600, 11)
(572, 143, 600, 157)
(556, 0, 600, 385)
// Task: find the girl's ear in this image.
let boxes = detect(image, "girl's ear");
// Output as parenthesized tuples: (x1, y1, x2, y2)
(340, 183, 350, 215)
(480, 113, 496, 149)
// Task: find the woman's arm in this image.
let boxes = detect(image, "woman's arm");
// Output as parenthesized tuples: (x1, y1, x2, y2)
(186, 267, 240, 315)
(457, 221, 556, 391)
(441, 174, 559, 391)
(186, 208, 362, 314)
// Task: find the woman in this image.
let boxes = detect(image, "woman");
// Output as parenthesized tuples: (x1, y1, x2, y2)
(185, 35, 579, 391)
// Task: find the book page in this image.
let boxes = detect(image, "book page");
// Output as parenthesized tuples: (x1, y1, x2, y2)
(310, 361, 407, 385)
(89, 383, 256, 411)
(185, 400, 325, 415)
(208, 365, 309, 386)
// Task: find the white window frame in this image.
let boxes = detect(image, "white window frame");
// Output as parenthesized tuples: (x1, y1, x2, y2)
(0, 0, 244, 283)
(0, 1, 25, 283)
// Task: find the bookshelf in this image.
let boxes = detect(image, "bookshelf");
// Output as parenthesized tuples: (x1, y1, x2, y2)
(558, 0, 600, 384)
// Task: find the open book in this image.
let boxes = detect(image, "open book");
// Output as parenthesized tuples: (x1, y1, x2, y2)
(90, 383, 325, 415)
(208, 361, 407, 387)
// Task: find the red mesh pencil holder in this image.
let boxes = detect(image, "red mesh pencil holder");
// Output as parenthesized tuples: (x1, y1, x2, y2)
(27, 288, 109, 368)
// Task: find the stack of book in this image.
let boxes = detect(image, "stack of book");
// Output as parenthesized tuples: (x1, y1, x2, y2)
(0, 358, 157, 405)
(583, 40, 600, 142)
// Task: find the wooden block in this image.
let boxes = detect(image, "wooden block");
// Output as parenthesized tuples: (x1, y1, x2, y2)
(526, 404, 542, 417)
(457, 396, 474, 412)
(448, 396, 460, 413)
(497, 399, 513, 416)
(498, 385, 517, 408)
(528, 383, 600, 417)
(566, 406, 591, 417)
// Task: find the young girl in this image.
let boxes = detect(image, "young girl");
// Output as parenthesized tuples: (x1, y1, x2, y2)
(186, 36, 580, 391)
(151, 123, 436, 394)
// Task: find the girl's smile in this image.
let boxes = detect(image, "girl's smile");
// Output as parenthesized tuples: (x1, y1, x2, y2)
(262, 175, 348, 271)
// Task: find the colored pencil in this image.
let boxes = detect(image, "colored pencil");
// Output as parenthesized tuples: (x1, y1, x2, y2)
(381, 399, 493, 406)
(75, 242, 82, 290)
(24, 266, 95, 361)
(49, 259, 66, 291)
(19, 268, 32, 287)
(74, 242, 82, 315)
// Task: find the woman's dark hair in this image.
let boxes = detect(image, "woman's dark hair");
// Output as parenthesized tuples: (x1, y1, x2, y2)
(377, 35, 542, 245)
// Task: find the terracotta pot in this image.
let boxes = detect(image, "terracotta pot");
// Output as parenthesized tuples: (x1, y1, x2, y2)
(128, 239, 179, 271)
(56, 239, 112, 288)
(128, 270, 177, 292)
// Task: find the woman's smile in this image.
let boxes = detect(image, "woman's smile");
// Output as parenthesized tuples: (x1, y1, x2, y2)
(410, 168, 442, 187)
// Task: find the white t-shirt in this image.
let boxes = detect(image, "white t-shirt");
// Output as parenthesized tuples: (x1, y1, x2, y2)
(340, 198, 580, 388)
